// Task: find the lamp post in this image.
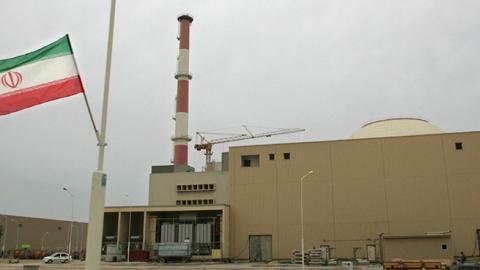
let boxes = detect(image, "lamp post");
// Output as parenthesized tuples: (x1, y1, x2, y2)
(41, 232, 49, 251)
(300, 170, 314, 270)
(10, 218, 21, 251)
(63, 187, 74, 256)
(2, 216, 7, 258)
(124, 194, 132, 263)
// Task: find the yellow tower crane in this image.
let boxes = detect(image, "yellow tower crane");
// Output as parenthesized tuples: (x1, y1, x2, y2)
(194, 125, 305, 171)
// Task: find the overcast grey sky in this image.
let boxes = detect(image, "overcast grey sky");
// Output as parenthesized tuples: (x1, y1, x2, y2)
(1, 0, 479, 222)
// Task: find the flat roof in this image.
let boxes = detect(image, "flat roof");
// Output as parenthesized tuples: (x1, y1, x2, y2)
(229, 130, 480, 149)
(104, 204, 229, 213)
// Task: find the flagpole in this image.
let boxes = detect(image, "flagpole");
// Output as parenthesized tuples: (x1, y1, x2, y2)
(85, 0, 116, 269)
(81, 92, 102, 145)
(65, 35, 102, 146)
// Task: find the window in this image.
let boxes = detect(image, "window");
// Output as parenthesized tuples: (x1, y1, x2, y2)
(176, 184, 216, 192)
(455, 142, 463, 150)
(283, 153, 290, 160)
(176, 199, 215, 206)
(269, 154, 275, 160)
(441, 244, 448, 250)
(241, 155, 260, 167)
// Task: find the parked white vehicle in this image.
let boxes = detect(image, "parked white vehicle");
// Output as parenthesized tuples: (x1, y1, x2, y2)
(42, 252, 72, 264)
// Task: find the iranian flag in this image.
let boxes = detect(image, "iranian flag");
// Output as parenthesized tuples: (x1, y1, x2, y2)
(0, 35, 84, 115)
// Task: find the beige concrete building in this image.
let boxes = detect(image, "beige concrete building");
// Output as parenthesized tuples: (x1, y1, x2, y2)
(229, 120, 480, 261)
(149, 163, 229, 206)
(103, 119, 480, 262)
(0, 214, 87, 258)
(103, 162, 230, 259)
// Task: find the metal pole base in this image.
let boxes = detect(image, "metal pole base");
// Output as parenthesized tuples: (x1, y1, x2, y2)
(85, 171, 107, 270)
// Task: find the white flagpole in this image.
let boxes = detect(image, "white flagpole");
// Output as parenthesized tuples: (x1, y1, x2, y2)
(85, 0, 116, 269)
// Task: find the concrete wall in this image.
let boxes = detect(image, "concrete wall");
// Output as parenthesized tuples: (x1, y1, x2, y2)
(149, 171, 229, 206)
(229, 131, 480, 260)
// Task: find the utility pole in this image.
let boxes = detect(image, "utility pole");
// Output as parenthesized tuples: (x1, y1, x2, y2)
(63, 187, 74, 256)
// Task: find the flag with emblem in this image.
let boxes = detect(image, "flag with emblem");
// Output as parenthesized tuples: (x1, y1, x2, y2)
(0, 35, 84, 115)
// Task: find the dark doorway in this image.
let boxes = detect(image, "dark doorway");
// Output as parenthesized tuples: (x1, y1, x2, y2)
(249, 235, 272, 262)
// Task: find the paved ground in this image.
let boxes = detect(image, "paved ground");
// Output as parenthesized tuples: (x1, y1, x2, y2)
(0, 260, 380, 270)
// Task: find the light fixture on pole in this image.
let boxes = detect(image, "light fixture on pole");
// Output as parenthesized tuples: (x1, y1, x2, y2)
(124, 194, 132, 264)
(63, 187, 74, 256)
(1, 216, 7, 258)
(9, 218, 21, 251)
(300, 170, 314, 270)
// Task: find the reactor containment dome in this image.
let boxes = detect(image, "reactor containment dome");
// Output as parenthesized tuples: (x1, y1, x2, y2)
(351, 118, 445, 139)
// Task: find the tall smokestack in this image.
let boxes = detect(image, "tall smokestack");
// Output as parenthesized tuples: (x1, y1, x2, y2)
(172, 14, 193, 166)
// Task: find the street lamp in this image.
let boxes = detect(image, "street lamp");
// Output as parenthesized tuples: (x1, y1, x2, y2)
(1, 216, 7, 258)
(10, 218, 21, 251)
(124, 194, 132, 264)
(63, 187, 74, 256)
(300, 170, 314, 270)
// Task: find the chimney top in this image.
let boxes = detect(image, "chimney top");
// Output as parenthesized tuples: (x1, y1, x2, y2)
(177, 14, 193, 23)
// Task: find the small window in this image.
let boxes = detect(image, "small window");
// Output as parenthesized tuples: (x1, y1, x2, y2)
(209, 199, 214, 204)
(176, 200, 181, 205)
(241, 155, 260, 167)
(176, 185, 181, 191)
(441, 244, 447, 250)
(283, 153, 290, 160)
(455, 142, 463, 150)
(269, 154, 275, 160)
(203, 199, 208, 204)
(209, 184, 214, 190)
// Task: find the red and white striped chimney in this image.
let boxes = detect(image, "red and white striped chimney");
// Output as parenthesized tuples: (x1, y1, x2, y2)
(172, 14, 193, 166)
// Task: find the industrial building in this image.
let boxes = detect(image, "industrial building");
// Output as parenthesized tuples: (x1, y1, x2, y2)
(101, 14, 480, 263)
(0, 214, 87, 258)
(228, 118, 480, 261)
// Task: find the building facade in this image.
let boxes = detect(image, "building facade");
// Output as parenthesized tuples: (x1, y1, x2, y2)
(0, 214, 87, 258)
(228, 129, 480, 260)
(102, 118, 480, 262)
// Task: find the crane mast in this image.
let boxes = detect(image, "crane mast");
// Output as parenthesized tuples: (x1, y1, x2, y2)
(194, 126, 305, 170)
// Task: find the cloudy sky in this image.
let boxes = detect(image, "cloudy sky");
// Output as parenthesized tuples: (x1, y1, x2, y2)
(1, 0, 479, 222)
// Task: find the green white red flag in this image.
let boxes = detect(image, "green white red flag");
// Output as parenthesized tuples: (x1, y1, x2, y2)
(0, 35, 84, 115)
